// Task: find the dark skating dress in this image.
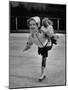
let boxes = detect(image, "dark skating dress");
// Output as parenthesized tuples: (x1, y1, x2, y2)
(38, 35, 57, 57)
(38, 43, 53, 57)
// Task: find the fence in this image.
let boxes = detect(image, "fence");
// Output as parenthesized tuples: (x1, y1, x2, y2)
(10, 16, 66, 33)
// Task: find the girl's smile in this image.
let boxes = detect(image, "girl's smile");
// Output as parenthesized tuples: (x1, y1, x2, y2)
(29, 20, 38, 33)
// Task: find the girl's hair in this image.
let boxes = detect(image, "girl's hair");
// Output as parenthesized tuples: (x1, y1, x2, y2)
(42, 18, 53, 27)
(27, 16, 40, 28)
(27, 18, 36, 26)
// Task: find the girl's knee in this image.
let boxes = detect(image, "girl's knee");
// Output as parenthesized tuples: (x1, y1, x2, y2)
(42, 57, 46, 67)
(42, 62, 46, 67)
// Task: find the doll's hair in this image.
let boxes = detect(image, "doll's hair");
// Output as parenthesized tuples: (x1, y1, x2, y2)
(42, 18, 53, 27)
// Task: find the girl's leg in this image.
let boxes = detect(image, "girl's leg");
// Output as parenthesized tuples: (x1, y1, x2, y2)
(39, 56, 47, 81)
(42, 56, 46, 74)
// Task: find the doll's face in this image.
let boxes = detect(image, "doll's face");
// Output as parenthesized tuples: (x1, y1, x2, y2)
(44, 20, 49, 27)
(29, 20, 38, 33)
(42, 19, 49, 28)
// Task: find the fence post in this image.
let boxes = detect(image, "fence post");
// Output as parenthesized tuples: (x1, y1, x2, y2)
(57, 18, 59, 31)
(16, 16, 18, 31)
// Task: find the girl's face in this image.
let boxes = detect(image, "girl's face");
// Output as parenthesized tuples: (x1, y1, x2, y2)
(29, 20, 38, 33)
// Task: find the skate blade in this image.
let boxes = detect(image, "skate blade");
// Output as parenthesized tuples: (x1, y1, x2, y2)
(38, 76, 46, 82)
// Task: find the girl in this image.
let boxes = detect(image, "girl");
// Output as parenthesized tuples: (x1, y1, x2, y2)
(23, 16, 53, 81)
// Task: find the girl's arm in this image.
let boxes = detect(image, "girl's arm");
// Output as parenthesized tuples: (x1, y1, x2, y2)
(23, 36, 33, 52)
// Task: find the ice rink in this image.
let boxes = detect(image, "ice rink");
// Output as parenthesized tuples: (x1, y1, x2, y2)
(9, 33, 66, 89)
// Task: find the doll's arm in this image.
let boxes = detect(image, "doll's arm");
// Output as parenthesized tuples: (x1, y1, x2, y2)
(46, 26, 54, 37)
(40, 26, 52, 37)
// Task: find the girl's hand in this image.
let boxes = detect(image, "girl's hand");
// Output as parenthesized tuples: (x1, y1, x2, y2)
(23, 45, 30, 52)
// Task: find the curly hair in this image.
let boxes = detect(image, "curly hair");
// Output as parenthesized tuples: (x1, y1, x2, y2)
(42, 18, 53, 27)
